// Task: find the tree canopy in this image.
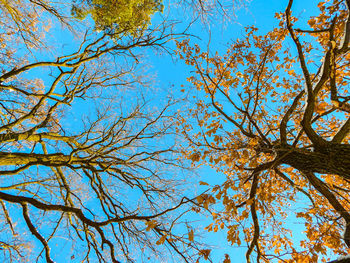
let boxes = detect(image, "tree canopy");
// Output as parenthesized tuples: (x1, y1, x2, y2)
(0, 0, 208, 262)
(71, 0, 164, 34)
(2, 0, 350, 262)
(178, 0, 350, 262)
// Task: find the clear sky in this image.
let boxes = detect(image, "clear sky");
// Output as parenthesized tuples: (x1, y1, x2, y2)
(4, 0, 329, 262)
(144, 0, 326, 262)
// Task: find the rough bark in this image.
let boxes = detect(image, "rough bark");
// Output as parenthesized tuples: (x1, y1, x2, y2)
(276, 143, 350, 179)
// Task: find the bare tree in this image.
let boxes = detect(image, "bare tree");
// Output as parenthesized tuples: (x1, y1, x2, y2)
(0, 2, 206, 262)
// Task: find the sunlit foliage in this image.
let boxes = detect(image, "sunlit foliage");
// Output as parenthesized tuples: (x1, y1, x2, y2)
(178, 0, 350, 262)
(72, 0, 163, 34)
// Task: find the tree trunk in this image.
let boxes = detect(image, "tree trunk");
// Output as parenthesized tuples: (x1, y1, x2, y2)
(277, 144, 350, 179)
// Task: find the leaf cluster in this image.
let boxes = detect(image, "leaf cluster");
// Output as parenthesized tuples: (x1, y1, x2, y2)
(71, 0, 164, 35)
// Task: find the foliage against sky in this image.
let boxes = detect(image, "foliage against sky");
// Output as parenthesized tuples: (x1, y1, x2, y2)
(0, 0, 214, 262)
(71, 0, 164, 34)
(178, 0, 350, 262)
(2, 0, 350, 262)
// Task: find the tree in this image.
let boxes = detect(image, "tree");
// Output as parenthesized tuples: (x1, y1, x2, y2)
(0, 1, 209, 263)
(0, 0, 71, 49)
(71, 0, 164, 35)
(178, 0, 350, 261)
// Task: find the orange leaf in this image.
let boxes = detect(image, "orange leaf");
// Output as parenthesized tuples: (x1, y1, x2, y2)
(156, 235, 167, 245)
(188, 229, 194, 242)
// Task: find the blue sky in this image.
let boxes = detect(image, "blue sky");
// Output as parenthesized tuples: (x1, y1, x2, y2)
(143, 0, 323, 262)
(2, 0, 332, 262)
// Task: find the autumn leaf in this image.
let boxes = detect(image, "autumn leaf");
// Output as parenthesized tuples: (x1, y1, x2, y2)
(196, 195, 204, 204)
(188, 229, 194, 242)
(145, 220, 158, 231)
(223, 254, 231, 263)
(177, 0, 350, 262)
(156, 235, 167, 245)
(316, 101, 328, 114)
(199, 249, 211, 260)
(189, 152, 201, 162)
